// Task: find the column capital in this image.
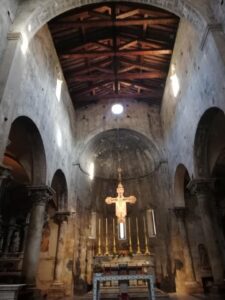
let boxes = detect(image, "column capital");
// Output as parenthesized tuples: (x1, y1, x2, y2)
(0, 164, 12, 180)
(26, 185, 55, 206)
(187, 178, 215, 196)
(53, 211, 70, 224)
(173, 206, 187, 219)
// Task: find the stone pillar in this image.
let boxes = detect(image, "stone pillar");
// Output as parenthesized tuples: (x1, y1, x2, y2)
(0, 165, 11, 205)
(20, 213, 30, 254)
(22, 186, 53, 285)
(53, 211, 70, 284)
(188, 179, 224, 283)
(3, 217, 16, 254)
(86, 238, 94, 285)
(0, 165, 11, 187)
(173, 207, 195, 282)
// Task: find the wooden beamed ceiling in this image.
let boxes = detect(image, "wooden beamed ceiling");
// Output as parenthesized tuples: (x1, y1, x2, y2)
(48, 2, 179, 108)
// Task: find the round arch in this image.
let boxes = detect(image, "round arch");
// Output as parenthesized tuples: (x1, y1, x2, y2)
(4, 115, 47, 185)
(194, 107, 225, 178)
(51, 169, 68, 211)
(78, 127, 161, 180)
(12, 0, 211, 44)
(173, 163, 191, 207)
(76, 125, 162, 165)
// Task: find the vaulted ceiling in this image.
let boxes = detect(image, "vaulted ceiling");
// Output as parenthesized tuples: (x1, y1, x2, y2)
(48, 2, 179, 108)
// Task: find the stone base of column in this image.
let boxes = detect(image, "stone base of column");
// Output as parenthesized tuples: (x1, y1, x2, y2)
(0, 284, 25, 300)
(17, 286, 43, 300)
(184, 281, 203, 294)
(209, 282, 225, 299)
(47, 282, 65, 300)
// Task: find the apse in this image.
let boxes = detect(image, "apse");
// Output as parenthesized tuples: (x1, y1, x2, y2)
(76, 128, 160, 212)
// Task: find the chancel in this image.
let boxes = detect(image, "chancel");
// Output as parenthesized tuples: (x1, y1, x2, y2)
(0, 1, 225, 300)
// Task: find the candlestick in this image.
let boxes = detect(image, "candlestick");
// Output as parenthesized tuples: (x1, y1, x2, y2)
(105, 218, 109, 255)
(128, 218, 133, 253)
(97, 218, 102, 256)
(136, 217, 141, 255)
(143, 217, 150, 255)
(113, 218, 116, 253)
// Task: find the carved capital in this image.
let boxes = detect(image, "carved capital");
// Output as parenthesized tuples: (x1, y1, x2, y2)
(26, 185, 55, 206)
(173, 207, 186, 219)
(0, 164, 11, 180)
(54, 211, 70, 224)
(187, 178, 215, 197)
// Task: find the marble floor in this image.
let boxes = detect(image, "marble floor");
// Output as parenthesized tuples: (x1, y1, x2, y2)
(65, 294, 214, 300)
(168, 294, 217, 300)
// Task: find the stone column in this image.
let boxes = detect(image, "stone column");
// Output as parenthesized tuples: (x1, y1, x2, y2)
(3, 217, 16, 254)
(0, 165, 11, 187)
(188, 179, 224, 283)
(0, 165, 11, 206)
(86, 238, 94, 286)
(173, 207, 195, 282)
(22, 186, 53, 285)
(53, 211, 70, 284)
(20, 213, 30, 254)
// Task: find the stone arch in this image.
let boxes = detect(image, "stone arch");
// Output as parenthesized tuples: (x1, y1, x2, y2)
(51, 169, 68, 211)
(12, 0, 211, 44)
(3, 115, 46, 185)
(76, 127, 162, 213)
(78, 127, 161, 180)
(194, 107, 225, 177)
(173, 164, 191, 207)
(77, 126, 162, 167)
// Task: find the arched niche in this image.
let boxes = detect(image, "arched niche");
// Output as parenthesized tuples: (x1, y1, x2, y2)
(174, 164, 191, 207)
(51, 169, 68, 211)
(194, 107, 225, 178)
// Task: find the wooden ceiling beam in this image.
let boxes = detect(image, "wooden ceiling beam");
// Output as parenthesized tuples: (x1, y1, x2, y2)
(70, 81, 113, 94)
(54, 17, 177, 29)
(119, 40, 138, 50)
(67, 71, 166, 82)
(120, 80, 155, 92)
(73, 94, 159, 102)
(116, 9, 140, 19)
(88, 10, 111, 19)
(64, 59, 112, 74)
(60, 49, 172, 59)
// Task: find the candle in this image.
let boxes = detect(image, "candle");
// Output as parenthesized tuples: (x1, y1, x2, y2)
(105, 217, 109, 255)
(136, 217, 141, 254)
(99, 218, 101, 235)
(128, 217, 133, 253)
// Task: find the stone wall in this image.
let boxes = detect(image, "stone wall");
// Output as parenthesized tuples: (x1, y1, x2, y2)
(161, 16, 225, 291)
(161, 18, 225, 180)
(0, 0, 19, 61)
(0, 24, 77, 293)
(210, 0, 225, 30)
(0, 25, 77, 207)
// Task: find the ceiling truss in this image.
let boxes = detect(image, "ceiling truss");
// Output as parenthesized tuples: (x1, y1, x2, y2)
(48, 2, 179, 108)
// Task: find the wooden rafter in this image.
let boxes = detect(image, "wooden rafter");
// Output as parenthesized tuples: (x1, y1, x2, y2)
(60, 49, 172, 59)
(48, 2, 179, 108)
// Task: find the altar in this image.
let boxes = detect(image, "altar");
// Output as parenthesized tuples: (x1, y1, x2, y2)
(94, 254, 155, 278)
(93, 273, 155, 300)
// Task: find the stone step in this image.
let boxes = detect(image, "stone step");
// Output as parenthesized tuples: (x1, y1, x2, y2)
(72, 288, 169, 300)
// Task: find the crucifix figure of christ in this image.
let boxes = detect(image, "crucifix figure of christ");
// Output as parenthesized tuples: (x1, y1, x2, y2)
(105, 168, 136, 223)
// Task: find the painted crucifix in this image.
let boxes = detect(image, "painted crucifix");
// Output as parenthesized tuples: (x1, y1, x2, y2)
(105, 168, 136, 223)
